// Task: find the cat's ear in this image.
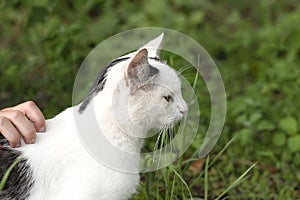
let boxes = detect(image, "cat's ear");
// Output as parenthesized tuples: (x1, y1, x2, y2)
(127, 49, 158, 85)
(140, 33, 164, 58)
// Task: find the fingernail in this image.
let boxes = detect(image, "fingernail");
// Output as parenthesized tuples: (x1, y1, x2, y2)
(12, 142, 21, 148)
(29, 137, 35, 144)
(39, 126, 46, 132)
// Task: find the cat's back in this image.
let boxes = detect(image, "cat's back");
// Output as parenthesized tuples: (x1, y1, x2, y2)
(0, 108, 79, 199)
(5, 107, 139, 200)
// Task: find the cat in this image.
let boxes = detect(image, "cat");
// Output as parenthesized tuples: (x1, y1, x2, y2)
(0, 33, 188, 200)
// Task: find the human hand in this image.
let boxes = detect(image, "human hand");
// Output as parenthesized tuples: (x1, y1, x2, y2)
(0, 101, 45, 148)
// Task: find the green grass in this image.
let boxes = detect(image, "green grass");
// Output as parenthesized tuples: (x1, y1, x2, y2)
(133, 136, 258, 199)
(0, 157, 21, 191)
(1, 0, 300, 199)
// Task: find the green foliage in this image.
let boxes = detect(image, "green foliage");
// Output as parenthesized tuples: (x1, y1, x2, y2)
(279, 117, 298, 135)
(0, 0, 299, 199)
(288, 135, 300, 153)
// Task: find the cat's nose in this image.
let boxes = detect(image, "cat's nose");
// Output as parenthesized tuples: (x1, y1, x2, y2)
(180, 109, 187, 115)
(180, 105, 188, 115)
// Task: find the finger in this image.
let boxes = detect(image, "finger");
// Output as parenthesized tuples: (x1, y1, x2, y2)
(0, 116, 21, 148)
(13, 101, 46, 132)
(0, 110, 36, 144)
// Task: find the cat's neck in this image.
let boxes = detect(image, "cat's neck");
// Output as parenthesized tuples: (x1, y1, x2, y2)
(90, 94, 147, 152)
(57, 103, 145, 172)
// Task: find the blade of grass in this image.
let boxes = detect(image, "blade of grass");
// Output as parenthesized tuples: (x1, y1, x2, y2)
(170, 174, 176, 200)
(170, 166, 193, 200)
(163, 168, 170, 199)
(190, 136, 237, 188)
(215, 163, 257, 200)
(146, 172, 152, 200)
(0, 156, 21, 191)
(204, 155, 210, 200)
(209, 136, 237, 167)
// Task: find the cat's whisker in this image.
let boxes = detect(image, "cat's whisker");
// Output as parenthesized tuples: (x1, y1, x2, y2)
(177, 64, 194, 75)
(169, 126, 174, 158)
(153, 127, 165, 179)
(152, 129, 163, 165)
(172, 126, 179, 158)
(167, 126, 173, 160)
(156, 126, 166, 171)
(164, 125, 170, 161)
(180, 73, 198, 77)
(153, 130, 162, 152)
(152, 122, 169, 170)
(169, 126, 173, 154)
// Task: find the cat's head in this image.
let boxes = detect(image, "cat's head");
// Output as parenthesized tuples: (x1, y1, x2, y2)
(81, 34, 188, 132)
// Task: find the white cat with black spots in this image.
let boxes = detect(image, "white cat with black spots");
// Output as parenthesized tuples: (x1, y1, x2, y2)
(0, 33, 187, 200)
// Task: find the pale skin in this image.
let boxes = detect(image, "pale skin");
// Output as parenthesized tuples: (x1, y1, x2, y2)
(0, 101, 45, 148)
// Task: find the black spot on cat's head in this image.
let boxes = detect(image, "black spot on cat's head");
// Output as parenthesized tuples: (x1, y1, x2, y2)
(79, 52, 163, 114)
(149, 56, 160, 62)
(78, 57, 130, 114)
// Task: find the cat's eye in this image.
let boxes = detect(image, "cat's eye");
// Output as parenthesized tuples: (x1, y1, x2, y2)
(163, 95, 173, 102)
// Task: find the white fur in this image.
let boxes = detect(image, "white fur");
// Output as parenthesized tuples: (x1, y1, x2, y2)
(17, 34, 187, 200)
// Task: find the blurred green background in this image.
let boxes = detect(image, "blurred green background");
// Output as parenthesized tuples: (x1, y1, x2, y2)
(0, 0, 299, 199)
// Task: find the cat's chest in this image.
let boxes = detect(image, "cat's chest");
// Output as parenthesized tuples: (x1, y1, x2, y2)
(58, 161, 140, 199)
(27, 149, 140, 200)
